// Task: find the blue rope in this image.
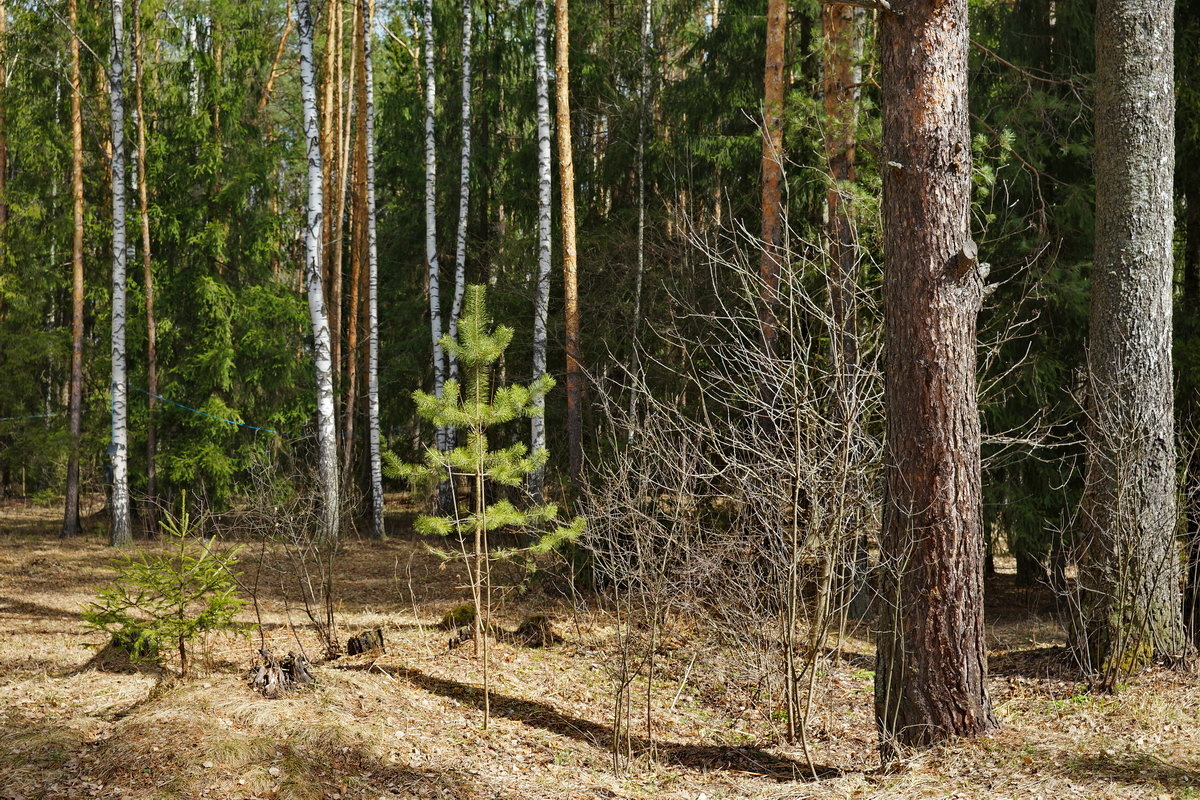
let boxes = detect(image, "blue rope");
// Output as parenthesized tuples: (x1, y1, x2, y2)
(0, 412, 60, 422)
(134, 386, 278, 434)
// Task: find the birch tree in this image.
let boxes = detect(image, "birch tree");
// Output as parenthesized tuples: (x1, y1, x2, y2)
(555, 0, 582, 486)
(62, 0, 86, 539)
(109, 0, 132, 547)
(529, 0, 552, 500)
(361, 0, 385, 539)
(874, 0, 996, 753)
(448, 0, 472, 382)
(1077, 0, 1183, 680)
(422, 0, 446, 433)
(298, 0, 340, 544)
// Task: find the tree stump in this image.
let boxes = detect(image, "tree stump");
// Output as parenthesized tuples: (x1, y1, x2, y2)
(347, 629, 385, 656)
(249, 649, 315, 698)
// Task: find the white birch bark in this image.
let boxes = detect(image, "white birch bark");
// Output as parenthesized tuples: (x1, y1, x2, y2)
(448, 0, 472, 383)
(298, 0, 340, 544)
(422, 0, 446, 443)
(361, 0, 385, 540)
(529, 0, 552, 497)
(109, 0, 132, 547)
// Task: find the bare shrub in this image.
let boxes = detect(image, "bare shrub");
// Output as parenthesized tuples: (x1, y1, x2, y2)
(214, 445, 363, 660)
(581, 222, 884, 773)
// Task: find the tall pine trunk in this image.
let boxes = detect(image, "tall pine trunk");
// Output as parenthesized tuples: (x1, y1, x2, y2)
(62, 0, 86, 539)
(298, 0, 340, 544)
(132, 0, 157, 537)
(874, 0, 996, 754)
(529, 0, 552, 499)
(555, 0, 582, 487)
(360, 0, 384, 539)
(1077, 0, 1183, 679)
(109, 0, 132, 547)
(758, 0, 786, 351)
(448, 0, 472, 382)
(344, 0, 365, 490)
(333, 2, 355, 444)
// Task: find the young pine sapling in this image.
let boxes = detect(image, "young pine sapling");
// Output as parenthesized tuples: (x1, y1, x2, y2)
(384, 284, 583, 727)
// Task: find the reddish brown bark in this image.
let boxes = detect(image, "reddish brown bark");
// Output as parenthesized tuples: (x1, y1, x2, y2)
(556, 0, 583, 487)
(822, 3, 861, 382)
(874, 0, 996, 754)
(344, 0, 367, 485)
(62, 0, 86, 539)
(258, 11, 294, 115)
(758, 0, 786, 350)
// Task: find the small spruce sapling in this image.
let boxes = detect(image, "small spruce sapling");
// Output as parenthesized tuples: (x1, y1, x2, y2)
(82, 497, 246, 677)
(384, 284, 584, 727)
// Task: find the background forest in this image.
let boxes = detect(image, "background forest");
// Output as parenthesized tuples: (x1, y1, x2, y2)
(5, 0, 1198, 582)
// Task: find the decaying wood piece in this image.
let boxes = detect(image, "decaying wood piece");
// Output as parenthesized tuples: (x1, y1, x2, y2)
(347, 628, 384, 655)
(249, 649, 315, 698)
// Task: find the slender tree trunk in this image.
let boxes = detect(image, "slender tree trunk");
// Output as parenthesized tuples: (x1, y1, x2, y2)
(448, 0, 472, 383)
(422, 0, 453, 512)
(132, 0, 157, 537)
(627, 0, 651, 440)
(333, 1, 355, 442)
(0, 0, 7, 238)
(320, 0, 335, 303)
(299, 0, 340, 545)
(874, 0, 996, 754)
(258, 12, 293, 115)
(344, 0, 366, 489)
(109, 0, 132, 547)
(1078, 0, 1182, 679)
(529, 0, 553, 500)
(327, 1, 346, 419)
(555, 0, 583, 487)
(758, 0, 786, 351)
(822, 4, 861, 382)
(360, 0, 385, 539)
(1185, 189, 1200, 644)
(62, 0, 86, 539)
(821, 3, 868, 619)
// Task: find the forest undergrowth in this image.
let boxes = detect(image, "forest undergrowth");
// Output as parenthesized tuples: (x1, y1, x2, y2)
(1, 499, 1198, 800)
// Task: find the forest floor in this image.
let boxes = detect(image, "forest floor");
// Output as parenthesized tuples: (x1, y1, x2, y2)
(2, 498, 1199, 800)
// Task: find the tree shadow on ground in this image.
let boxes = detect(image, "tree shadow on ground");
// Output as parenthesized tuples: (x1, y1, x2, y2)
(347, 663, 840, 782)
(0, 596, 87, 622)
(1039, 748, 1200, 795)
(0, 703, 482, 800)
(988, 645, 1082, 682)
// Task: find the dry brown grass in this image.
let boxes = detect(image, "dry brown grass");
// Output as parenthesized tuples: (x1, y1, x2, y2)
(2, 502, 1199, 799)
